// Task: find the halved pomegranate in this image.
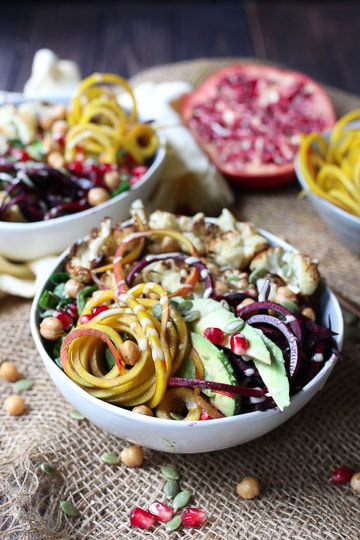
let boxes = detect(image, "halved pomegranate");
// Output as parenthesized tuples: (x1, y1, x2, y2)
(181, 63, 336, 189)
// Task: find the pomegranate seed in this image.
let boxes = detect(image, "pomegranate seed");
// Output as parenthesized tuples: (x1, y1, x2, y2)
(230, 333, 249, 355)
(200, 410, 213, 420)
(54, 310, 73, 330)
(91, 304, 109, 316)
(148, 501, 173, 522)
(129, 507, 155, 529)
(79, 314, 93, 325)
(181, 507, 207, 528)
(329, 466, 355, 485)
(66, 303, 78, 319)
(203, 327, 225, 345)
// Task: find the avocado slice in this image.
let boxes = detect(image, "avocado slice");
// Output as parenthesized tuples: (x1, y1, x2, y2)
(187, 298, 290, 411)
(189, 331, 240, 417)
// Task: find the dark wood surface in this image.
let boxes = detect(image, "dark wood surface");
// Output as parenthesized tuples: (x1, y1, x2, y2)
(0, 2, 359, 95)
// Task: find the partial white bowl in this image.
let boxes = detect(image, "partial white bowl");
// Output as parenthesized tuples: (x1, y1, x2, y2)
(0, 94, 166, 261)
(30, 230, 344, 454)
(294, 132, 360, 254)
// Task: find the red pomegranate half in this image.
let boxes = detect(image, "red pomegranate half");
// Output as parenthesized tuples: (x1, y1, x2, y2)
(181, 63, 336, 189)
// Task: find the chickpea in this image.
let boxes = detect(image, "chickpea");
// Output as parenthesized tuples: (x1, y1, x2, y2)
(40, 317, 63, 341)
(301, 306, 316, 321)
(103, 170, 121, 191)
(65, 278, 85, 299)
(236, 476, 261, 499)
(160, 236, 180, 253)
(274, 286, 298, 305)
(51, 119, 68, 136)
(213, 280, 229, 296)
(42, 134, 61, 154)
(3, 394, 26, 416)
(47, 151, 66, 169)
(120, 445, 144, 467)
(119, 340, 140, 366)
(350, 472, 360, 493)
(237, 297, 255, 310)
(132, 404, 154, 416)
(0, 361, 20, 382)
(87, 187, 110, 207)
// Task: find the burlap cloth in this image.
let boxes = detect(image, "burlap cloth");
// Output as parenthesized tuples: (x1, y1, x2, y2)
(1, 58, 359, 539)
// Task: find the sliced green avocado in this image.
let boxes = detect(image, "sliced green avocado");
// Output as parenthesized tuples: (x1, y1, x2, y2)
(189, 298, 271, 365)
(189, 331, 240, 417)
(187, 298, 290, 411)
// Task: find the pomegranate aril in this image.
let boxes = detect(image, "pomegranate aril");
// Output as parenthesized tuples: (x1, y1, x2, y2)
(181, 507, 207, 528)
(54, 310, 73, 330)
(129, 507, 155, 529)
(230, 332, 249, 355)
(91, 304, 109, 316)
(329, 466, 355, 485)
(148, 501, 173, 522)
(203, 327, 225, 345)
(78, 314, 93, 325)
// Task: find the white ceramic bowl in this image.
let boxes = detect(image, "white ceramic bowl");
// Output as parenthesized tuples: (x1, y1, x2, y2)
(0, 94, 166, 261)
(30, 230, 344, 454)
(294, 133, 360, 255)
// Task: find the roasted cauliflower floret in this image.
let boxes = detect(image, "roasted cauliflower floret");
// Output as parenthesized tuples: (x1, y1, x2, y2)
(207, 220, 269, 269)
(249, 246, 320, 296)
(149, 209, 181, 231)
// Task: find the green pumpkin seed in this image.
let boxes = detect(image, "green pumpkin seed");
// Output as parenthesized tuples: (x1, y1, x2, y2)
(184, 310, 201, 322)
(223, 319, 245, 334)
(161, 465, 180, 480)
(100, 452, 120, 464)
(40, 462, 57, 475)
(13, 378, 33, 391)
(152, 303, 163, 320)
(60, 500, 79, 517)
(164, 479, 180, 499)
(177, 300, 193, 313)
(165, 514, 182, 531)
(172, 489, 191, 510)
(69, 409, 85, 420)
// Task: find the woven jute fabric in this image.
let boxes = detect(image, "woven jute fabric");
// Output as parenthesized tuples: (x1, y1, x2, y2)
(1, 58, 360, 540)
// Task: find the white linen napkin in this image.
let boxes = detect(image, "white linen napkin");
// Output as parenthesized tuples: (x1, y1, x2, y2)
(0, 50, 234, 298)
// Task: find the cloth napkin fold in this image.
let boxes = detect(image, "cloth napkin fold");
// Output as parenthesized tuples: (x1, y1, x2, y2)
(0, 50, 234, 298)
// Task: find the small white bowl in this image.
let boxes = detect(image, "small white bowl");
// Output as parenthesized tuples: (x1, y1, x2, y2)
(0, 94, 166, 261)
(30, 230, 344, 454)
(294, 133, 360, 254)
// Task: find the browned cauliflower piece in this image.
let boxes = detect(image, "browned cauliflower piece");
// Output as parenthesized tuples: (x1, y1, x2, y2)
(249, 246, 320, 296)
(206, 209, 269, 269)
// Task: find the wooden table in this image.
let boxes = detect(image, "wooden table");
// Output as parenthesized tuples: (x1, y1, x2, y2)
(0, 1, 359, 94)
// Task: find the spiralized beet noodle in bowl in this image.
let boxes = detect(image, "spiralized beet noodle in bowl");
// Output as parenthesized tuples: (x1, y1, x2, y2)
(30, 200, 343, 453)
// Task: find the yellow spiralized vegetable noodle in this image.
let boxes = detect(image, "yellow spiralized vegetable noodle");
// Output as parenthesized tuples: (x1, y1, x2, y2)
(298, 108, 360, 217)
(60, 282, 189, 408)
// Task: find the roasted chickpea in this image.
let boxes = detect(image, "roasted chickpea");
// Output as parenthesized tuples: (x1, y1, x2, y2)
(119, 340, 140, 366)
(51, 119, 68, 136)
(350, 472, 360, 493)
(274, 286, 298, 304)
(3, 394, 26, 416)
(103, 170, 121, 191)
(88, 187, 110, 206)
(236, 476, 261, 499)
(40, 317, 63, 341)
(301, 306, 316, 321)
(160, 236, 180, 253)
(132, 404, 154, 416)
(47, 151, 66, 169)
(65, 278, 85, 299)
(0, 361, 20, 382)
(120, 445, 144, 467)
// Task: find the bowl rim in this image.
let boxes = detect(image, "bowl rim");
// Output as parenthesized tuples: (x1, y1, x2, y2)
(29, 226, 344, 429)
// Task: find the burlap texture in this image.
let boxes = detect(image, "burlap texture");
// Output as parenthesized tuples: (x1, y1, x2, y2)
(1, 58, 360, 539)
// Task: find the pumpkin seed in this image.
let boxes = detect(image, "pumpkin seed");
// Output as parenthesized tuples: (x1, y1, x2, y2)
(13, 378, 33, 391)
(184, 310, 200, 322)
(177, 300, 193, 313)
(40, 462, 57, 475)
(60, 500, 79, 517)
(164, 479, 180, 499)
(165, 514, 182, 531)
(161, 465, 180, 480)
(69, 409, 85, 420)
(100, 452, 120, 465)
(152, 303, 162, 320)
(172, 489, 191, 511)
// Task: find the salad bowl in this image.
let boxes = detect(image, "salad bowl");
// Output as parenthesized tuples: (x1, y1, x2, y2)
(29, 207, 344, 454)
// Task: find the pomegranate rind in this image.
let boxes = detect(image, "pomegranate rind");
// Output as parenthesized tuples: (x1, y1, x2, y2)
(181, 63, 337, 190)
